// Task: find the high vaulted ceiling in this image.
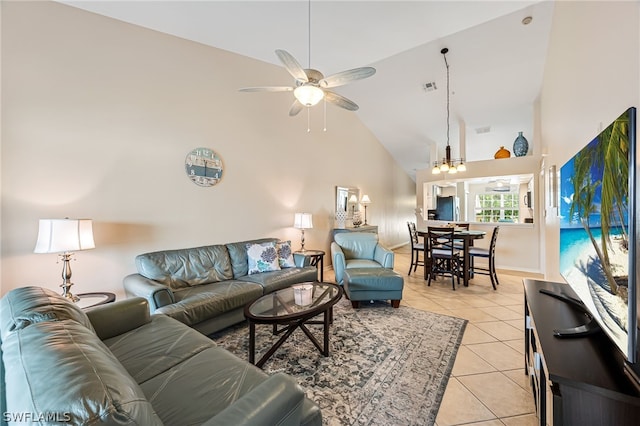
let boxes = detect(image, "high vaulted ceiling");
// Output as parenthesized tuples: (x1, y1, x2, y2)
(61, 0, 554, 180)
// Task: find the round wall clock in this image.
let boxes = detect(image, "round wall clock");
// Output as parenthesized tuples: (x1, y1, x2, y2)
(185, 147, 224, 187)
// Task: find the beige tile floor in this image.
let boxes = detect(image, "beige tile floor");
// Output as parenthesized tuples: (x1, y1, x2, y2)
(324, 245, 540, 426)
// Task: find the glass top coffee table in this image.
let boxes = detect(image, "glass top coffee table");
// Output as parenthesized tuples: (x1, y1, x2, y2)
(244, 282, 343, 368)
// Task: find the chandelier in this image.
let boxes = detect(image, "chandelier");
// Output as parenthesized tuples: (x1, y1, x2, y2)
(432, 48, 466, 175)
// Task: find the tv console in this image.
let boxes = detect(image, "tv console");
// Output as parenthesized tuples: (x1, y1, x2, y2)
(524, 279, 640, 425)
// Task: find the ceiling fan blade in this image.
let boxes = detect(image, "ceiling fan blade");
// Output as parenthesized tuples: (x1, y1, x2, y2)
(324, 91, 359, 111)
(320, 67, 376, 88)
(289, 100, 304, 116)
(275, 49, 308, 83)
(238, 86, 293, 92)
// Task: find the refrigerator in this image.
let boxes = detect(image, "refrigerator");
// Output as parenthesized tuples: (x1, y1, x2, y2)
(435, 196, 459, 221)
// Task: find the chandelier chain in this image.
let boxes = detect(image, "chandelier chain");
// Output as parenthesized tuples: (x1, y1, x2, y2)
(444, 50, 450, 148)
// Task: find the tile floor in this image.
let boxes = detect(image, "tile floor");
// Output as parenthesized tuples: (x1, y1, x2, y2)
(324, 245, 541, 426)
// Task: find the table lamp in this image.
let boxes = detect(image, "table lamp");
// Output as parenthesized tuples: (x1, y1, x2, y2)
(293, 213, 313, 252)
(361, 195, 371, 225)
(34, 218, 95, 302)
(349, 194, 358, 216)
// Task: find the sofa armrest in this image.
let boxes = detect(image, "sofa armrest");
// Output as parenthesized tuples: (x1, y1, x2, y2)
(201, 373, 306, 426)
(86, 297, 151, 340)
(123, 273, 174, 311)
(374, 244, 395, 269)
(330, 242, 347, 284)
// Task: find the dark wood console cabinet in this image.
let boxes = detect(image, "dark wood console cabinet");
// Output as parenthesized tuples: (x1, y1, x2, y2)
(524, 279, 640, 425)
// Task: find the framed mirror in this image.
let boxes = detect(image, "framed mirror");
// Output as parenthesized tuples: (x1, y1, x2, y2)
(336, 186, 360, 218)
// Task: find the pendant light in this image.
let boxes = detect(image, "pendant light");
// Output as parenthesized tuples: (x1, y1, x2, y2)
(432, 48, 466, 174)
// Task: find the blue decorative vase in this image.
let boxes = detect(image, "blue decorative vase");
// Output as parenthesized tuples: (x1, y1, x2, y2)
(513, 131, 529, 157)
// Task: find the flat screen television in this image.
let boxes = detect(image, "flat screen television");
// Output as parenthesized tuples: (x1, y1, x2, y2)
(558, 107, 637, 370)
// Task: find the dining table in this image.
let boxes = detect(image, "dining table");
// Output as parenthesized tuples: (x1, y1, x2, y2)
(417, 228, 486, 287)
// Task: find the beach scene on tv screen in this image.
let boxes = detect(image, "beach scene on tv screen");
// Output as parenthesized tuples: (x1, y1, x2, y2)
(559, 109, 631, 356)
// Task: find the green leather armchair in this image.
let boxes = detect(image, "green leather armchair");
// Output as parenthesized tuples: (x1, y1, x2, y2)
(331, 232, 394, 284)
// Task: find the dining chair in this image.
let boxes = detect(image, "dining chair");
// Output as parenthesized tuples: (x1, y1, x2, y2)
(406, 222, 424, 275)
(468, 226, 500, 290)
(426, 226, 462, 290)
(449, 222, 470, 250)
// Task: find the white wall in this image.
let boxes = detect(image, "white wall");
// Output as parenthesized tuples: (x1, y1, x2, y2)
(0, 2, 416, 297)
(540, 0, 640, 281)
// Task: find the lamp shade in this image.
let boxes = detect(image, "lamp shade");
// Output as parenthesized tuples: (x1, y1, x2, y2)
(348, 194, 358, 203)
(293, 85, 324, 106)
(293, 213, 313, 229)
(34, 219, 95, 253)
(361, 195, 371, 204)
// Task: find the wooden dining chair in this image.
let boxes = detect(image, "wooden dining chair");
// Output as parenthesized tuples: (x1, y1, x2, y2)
(449, 222, 470, 249)
(469, 226, 500, 290)
(426, 226, 462, 290)
(407, 222, 424, 275)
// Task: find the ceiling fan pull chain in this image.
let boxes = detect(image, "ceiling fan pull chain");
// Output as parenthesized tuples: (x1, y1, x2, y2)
(323, 98, 327, 132)
(307, 107, 311, 133)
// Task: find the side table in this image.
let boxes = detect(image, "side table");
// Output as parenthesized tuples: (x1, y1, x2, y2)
(76, 292, 116, 310)
(294, 250, 325, 282)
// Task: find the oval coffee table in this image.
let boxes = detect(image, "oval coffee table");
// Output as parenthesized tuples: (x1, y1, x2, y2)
(244, 282, 343, 368)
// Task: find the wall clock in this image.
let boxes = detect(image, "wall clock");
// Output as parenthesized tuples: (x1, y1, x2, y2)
(185, 147, 223, 187)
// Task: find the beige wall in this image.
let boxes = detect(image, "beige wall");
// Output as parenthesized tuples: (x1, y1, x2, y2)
(0, 1, 416, 297)
(540, 0, 639, 282)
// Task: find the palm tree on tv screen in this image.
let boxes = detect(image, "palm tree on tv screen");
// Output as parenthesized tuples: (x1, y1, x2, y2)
(568, 111, 630, 295)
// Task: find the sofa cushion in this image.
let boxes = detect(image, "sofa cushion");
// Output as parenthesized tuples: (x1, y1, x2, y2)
(155, 281, 263, 326)
(0, 286, 94, 340)
(139, 345, 270, 425)
(276, 240, 297, 268)
(103, 314, 215, 384)
(3, 320, 161, 425)
(135, 244, 233, 290)
(225, 238, 278, 278)
(237, 266, 318, 294)
(334, 232, 378, 260)
(247, 241, 281, 274)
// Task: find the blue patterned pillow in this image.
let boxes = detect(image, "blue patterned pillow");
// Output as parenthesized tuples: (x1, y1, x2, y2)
(246, 242, 281, 275)
(276, 241, 296, 268)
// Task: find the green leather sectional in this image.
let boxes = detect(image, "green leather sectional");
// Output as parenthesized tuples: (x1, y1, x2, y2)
(124, 238, 319, 335)
(0, 286, 322, 425)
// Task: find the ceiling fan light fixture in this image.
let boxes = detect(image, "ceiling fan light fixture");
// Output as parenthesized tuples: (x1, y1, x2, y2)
(294, 84, 324, 106)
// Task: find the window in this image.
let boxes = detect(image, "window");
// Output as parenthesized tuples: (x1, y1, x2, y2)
(475, 193, 519, 223)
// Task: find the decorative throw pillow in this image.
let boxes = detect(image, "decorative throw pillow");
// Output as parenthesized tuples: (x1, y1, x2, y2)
(276, 240, 296, 268)
(246, 242, 281, 275)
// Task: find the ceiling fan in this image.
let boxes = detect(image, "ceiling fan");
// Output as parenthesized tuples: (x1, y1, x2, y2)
(239, 49, 376, 116)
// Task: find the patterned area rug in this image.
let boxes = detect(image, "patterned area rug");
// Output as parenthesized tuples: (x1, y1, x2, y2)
(210, 299, 467, 425)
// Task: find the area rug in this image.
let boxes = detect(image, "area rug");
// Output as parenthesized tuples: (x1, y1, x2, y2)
(210, 299, 467, 426)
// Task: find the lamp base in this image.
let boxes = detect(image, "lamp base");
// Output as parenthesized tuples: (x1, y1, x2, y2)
(61, 283, 80, 302)
(59, 252, 80, 302)
(299, 229, 306, 252)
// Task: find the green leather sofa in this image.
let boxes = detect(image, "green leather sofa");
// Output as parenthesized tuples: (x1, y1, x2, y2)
(124, 238, 318, 335)
(0, 286, 322, 425)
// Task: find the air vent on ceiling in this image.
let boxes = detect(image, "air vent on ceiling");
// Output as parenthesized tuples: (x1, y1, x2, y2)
(423, 82, 437, 92)
(476, 126, 491, 134)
